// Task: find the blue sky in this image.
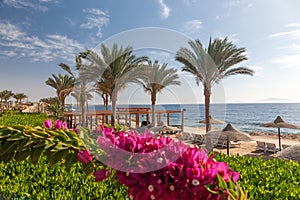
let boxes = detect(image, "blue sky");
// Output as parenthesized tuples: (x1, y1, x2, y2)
(1, 0, 300, 104)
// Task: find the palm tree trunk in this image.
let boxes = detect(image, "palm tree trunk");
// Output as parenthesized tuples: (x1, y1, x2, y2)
(151, 93, 156, 126)
(105, 94, 109, 123)
(111, 92, 117, 126)
(204, 84, 211, 133)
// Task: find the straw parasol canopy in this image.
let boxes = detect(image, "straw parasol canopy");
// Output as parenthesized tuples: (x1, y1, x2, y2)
(198, 115, 225, 124)
(206, 123, 252, 154)
(261, 116, 300, 151)
(150, 125, 181, 134)
(277, 144, 300, 163)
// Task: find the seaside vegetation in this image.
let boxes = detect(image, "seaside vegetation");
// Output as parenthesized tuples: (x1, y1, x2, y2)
(0, 111, 49, 127)
(0, 141, 299, 199)
(0, 114, 299, 199)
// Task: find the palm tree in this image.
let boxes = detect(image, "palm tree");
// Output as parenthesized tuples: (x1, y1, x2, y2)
(136, 60, 180, 126)
(13, 93, 27, 104)
(175, 37, 254, 132)
(45, 74, 74, 108)
(59, 56, 95, 126)
(0, 90, 14, 110)
(80, 44, 148, 125)
(0, 90, 6, 112)
(40, 97, 58, 105)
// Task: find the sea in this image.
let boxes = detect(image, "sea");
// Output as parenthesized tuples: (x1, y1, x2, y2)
(69, 103, 300, 135)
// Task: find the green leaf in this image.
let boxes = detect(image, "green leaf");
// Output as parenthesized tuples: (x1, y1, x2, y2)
(0, 152, 15, 163)
(0, 140, 20, 157)
(15, 148, 31, 161)
(48, 149, 69, 165)
(64, 152, 79, 173)
(217, 174, 228, 190)
(31, 145, 45, 165)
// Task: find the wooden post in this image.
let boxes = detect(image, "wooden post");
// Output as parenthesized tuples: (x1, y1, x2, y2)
(135, 114, 139, 129)
(167, 113, 170, 126)
(146, 114, 149, 125)
(181, 109, 185, 133)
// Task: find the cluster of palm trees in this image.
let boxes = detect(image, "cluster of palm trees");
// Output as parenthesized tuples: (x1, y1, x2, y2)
(46, 37, 254, 130)
(0, 90, 28, 111)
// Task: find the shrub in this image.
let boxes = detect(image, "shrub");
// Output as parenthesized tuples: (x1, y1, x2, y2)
(0, 112, 50, 127)
(0, 157, 127, 199)
(215, 153, 300, 199)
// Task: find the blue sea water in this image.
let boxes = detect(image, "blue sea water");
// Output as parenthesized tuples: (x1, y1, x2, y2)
(70, 103, 300, 134)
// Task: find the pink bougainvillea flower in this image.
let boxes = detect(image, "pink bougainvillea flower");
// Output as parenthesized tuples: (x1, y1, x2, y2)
(73, 128, 79, 134)
(77, 148, 92, 164)
(230, 170, 240, 182)
(43, 119, 52, 129)
(54, 119, 62, 129)
(93, 127, 240, 199)
(94, 169, 110, 182)
(62, 121, 68, 129)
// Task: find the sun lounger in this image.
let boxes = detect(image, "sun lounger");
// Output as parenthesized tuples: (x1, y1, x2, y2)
(256, 141, 267, 152)
(183, 132, 194, 141)
(266, 142, 278, 154)
(282, 144, 292, 149)
(215, 137, 227, 148)
(230, 141, 241, 147)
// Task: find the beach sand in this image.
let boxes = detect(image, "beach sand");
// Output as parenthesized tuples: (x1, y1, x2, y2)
(179, 126, 300, 158)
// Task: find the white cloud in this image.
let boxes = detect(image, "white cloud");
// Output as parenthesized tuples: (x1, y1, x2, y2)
(182, 19, 202, 36)
(269, 22, 300, 69)
(269, 29, 300, 38)
(286, 23, 300, 28)
(158, 0, 170, 19)
(272, 54, 300, 69)
(229, 0, 240, 7)
(2, 0, 48, 11)
(80, 8, 109, 38)
(0, 21, 84, 62)
(213, 32, 239, 43)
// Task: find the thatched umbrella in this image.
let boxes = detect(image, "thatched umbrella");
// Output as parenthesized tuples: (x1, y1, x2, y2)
(206, 123, 252, 154)
(198, 115, 225, 124)
(277, 144, 300, 163)
(261, 116, 300, 151)
(150, 125, 181, 134)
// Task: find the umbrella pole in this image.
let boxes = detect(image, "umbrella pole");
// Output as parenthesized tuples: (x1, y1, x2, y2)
(227, 136, 230, 155)
(278, 127, 281, 151)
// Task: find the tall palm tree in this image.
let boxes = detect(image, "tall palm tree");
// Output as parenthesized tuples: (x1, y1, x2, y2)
(45, 74, 74, 108)
(59, 56, 94, 126)
(13, 93, 27, 104)
(175, 37, 254, 132)
(40, 97, 58, 105)
(80, 44, 148, 125)
(136, 60, 180, 126)
(0, 90, 14, 110)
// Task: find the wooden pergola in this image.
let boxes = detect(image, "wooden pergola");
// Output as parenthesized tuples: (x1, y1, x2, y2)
(64, 107, 185, 132)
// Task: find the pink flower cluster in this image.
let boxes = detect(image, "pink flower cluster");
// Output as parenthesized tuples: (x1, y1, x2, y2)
(96, 125, 187, 173)
(44, 119, 68, 129)
(91, 126, 240, 200)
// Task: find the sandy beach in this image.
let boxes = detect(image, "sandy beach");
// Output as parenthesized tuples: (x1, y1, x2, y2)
(180, 126, 300, 158)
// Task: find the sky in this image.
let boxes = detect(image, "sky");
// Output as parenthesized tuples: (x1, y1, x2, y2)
(1, 0, 300, 105)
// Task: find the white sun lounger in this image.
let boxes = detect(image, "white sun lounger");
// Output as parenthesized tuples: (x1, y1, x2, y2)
(266, 142, 278, 154)
(256, 141, 267, 152)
